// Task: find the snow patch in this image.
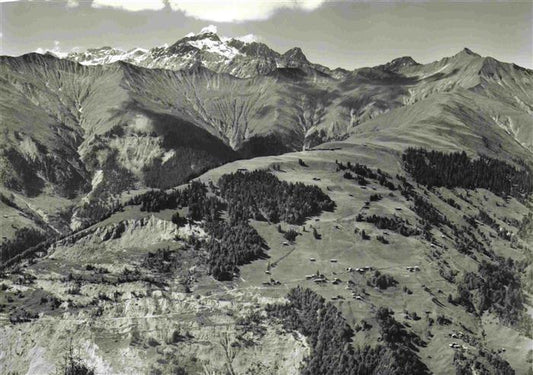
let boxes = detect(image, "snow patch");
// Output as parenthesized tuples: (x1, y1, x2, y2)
(199, 25, 217, 35)
(187, 38, 241, 60)
(232, 34, 258, 44)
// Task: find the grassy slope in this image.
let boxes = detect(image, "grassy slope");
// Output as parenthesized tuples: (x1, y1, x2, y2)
(2, 140, 529, 373)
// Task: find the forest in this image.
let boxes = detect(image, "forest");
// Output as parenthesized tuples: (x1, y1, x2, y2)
(336, 160, 397, 190)
(455, 257, 526, 327)
(205, 221, 267, 280)
(218, 170, 335, 225)
(402, 148, 532, 199)
(128, 170, 333, 281)
(356, 214, 419, 237)
(267, 287, 429, 375)
(0, 227, 48, 264)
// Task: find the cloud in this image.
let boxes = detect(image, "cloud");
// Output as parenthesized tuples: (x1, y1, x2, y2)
(85, 0, 325, 21)
(91, 0, 166, 11)
(233, 34, 258, 43)
(35, 39, 68, 58)
(167, 0, 326, 22)
(3, 0, 325, 20)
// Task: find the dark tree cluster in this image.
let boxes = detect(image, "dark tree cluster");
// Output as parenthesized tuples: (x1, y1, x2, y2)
(374, 308, 429, 374)
(453, 349, 514, 375)
(368, 270, 398, 290)
(61, 345, 96, 375)
(130, 171, 334, 281)
(128, 189, 178, 212)
(142, 247, 180, 274)
(75, 199, 122, 229)
(402, 148, 532, 199)
(336, 161, 397, 190)
(369, 194, 383, 202)
(267, 287, 429, 375)
(356, 214, 419, 237)
(268, 287, 430, 375)
(0, 227, 48, 264)
(283, 229, 299, 242)
(128, 181, 223, 220)
(206, 221, 267, 281)
(412, 195, 452, 229)
(0, 192, 19, 209)
(218, 170, 335, 225)
(267, 287, 382, 375)
(455, 257, 525, 326)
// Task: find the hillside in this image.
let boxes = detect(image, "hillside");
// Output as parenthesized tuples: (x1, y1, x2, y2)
(0, 142, 531, 374)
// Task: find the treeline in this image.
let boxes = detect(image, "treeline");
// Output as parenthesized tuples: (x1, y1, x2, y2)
(0, 227, 48, 264)
(129, 171, 333, 281)
(356, 214, 419, 237)
(267, 286, 381, 375)
(128, 181, 223, 221)
(454, 257, 525, 326)
(336, 160, 396, 190)
(453, 349, 514, 375)
(374, 307, 429, 375)
(267, 287, 429, 375)
(412, 195, 452, 229)
(218, 170, 335, 225)
(402, 148, 532, 199)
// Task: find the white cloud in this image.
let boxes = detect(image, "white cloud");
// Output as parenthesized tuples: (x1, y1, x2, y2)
(234, 34, 258, 43)
(35, 39, 68, 58)
(168, 0, 326, 22)
(66, 0, 79, 8)
(3, 0, 325, 20)
(91, 0, 166, 11)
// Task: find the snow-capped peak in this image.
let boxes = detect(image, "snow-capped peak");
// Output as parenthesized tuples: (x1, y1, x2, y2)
(199, 25, 217, 35)
(231, 34, 257, 44)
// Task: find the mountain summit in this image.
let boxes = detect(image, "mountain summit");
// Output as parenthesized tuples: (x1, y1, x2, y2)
(65, 26, 325, 78)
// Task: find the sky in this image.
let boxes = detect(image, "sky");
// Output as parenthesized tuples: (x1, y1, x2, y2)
(0, 0, 531, 69)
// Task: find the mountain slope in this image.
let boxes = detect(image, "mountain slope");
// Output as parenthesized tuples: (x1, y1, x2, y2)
(1, 39, 532, 252)
(0, 143, 531, 374)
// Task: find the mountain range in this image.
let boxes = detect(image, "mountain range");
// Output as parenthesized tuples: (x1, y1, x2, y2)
(0, 27, 532, 375)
